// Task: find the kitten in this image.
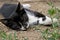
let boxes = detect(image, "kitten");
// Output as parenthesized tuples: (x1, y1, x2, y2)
(0, 2, 58, 31)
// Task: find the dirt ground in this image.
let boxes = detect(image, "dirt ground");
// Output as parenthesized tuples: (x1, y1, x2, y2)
(0, 1, 60, 40)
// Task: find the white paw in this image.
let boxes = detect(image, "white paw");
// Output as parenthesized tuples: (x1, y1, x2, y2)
(20, 26, 26, 31)
(22, 4, 31, 9)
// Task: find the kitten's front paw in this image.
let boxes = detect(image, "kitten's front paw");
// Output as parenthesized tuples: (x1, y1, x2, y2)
(20, 27, 27, 31)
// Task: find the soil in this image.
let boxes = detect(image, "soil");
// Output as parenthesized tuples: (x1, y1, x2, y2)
(0, 1, 60, 40)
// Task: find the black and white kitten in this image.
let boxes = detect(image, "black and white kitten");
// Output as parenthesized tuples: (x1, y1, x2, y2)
(0, 2, 57, 31)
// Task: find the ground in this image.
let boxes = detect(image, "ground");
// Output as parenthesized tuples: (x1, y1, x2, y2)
(0, 1, 60, 40)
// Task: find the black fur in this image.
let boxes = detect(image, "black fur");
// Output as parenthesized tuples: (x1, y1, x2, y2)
(0, 2, 29, 31)
(0, 19, 21, 31)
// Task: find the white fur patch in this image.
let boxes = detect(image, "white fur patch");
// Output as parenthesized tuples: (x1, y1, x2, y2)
(22, 4, 31, 9)
(25, 10, 38, 25)
(20, 26, 26, 30)
(26, 23, 29, 28)
(39, 16, 52, 25)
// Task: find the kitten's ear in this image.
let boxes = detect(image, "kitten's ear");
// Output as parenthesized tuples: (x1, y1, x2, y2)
(16, 2, 23, 12)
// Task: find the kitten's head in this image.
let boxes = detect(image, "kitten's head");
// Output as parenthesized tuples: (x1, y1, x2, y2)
(15, 2, 29, 30)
